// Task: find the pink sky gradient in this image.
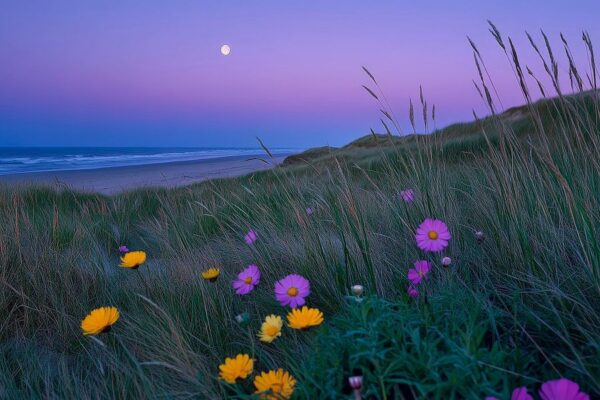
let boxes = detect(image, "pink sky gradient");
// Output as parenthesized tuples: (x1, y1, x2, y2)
(0, 1, 598, 147)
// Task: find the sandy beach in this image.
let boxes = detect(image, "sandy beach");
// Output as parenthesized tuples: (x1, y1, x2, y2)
(0, 154, 289, 195)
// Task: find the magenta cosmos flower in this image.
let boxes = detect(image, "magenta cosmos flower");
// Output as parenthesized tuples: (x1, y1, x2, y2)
(399, 188, 415, 203)
(232, 264, 261, 295)
(408, 260, 431, 285)
(407, 285, 419, 298)
(244, 229, 258, 245)
(486, 387, 532, 400)
(274, 274, 310, 308)
(416, 218, 451, 252)
(539, 378, 589, 400)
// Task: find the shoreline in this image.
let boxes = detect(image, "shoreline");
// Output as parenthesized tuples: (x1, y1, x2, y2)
(0, 153, 291, 195)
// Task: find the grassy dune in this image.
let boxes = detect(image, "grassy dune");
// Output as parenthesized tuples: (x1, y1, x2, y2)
(1, 30, 600, 398)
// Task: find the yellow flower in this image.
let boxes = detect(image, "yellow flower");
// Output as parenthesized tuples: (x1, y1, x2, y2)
(254, 369, 296, 399)
(81, 306, 120, 336)
(201, 268, 220, 282)
(119, 251, 147, 269)
(218, 353, 253, 384)
(258, 315, 283, 343)
(287, 306, 324, 330)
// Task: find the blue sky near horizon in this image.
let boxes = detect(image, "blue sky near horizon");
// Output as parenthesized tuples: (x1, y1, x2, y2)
(0, 1, 599, 148)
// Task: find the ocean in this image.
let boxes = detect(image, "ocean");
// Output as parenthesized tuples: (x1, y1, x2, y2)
(0, 147, 296, 175)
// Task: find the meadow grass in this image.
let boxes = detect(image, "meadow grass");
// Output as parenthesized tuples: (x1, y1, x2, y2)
(1, 26, 599, 399)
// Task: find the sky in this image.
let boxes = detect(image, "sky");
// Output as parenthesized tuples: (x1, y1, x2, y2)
(0, 1, 599, 148)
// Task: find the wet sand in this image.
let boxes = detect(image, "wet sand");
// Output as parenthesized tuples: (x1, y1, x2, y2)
(0, 154, 289, 195)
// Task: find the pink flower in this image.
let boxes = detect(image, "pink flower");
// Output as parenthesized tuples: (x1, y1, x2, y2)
(348, 376, 363, 390)
(511, 387, 533, 400)
(407, 285, 419, 298)
(416, 218, 451, 252)
(399, 189, 415, 203)
(486, 387, 532, 400)
(232, 264, 261, 295)
(539, 378, 589, 400)
(408, 260, 431, 285)
(244, 229, 258, 245)
(274, 274, 310, 308)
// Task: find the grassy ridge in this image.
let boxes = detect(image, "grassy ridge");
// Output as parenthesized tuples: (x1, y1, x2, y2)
(1, 31, 600, 398)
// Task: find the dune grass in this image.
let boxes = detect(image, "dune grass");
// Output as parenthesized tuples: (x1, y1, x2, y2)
(1, 25, 599, 399)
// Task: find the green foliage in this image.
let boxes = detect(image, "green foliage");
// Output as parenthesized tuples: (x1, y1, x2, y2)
(295, 295, 526, 399)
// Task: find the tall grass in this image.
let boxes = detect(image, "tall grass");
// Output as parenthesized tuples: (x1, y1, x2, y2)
(1, 24, 599, 398)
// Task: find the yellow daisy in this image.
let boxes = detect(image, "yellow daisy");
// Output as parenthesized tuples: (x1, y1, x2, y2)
(201, 268, 220, 282)
(287, 306, 324, 330)
(81, 306, 120, 336)
(254, 368, 296, 399)
(258, 315, 283, 343)
(218, 353, 253, 384)
(119, 251, 147, 269)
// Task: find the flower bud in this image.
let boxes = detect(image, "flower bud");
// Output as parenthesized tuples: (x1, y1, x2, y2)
(475, 230, 485, 243)
(407, 285, 419, 298)
(442, 256, 451, 267)
(351, 285, 364, 297)
(234, 312, 250, 327)
(349, 376, 363, 390)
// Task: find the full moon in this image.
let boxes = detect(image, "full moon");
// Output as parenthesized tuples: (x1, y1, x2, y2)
(220, 44, 231, 56)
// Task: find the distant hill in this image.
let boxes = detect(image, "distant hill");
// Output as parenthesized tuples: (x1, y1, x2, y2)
(282, 91, 597, 167)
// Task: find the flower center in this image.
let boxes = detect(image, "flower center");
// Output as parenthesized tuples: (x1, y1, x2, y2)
(265, 325, 279, 336)
(427, 230, 439, 240)
(244, 277, 253, 284)
(271, 383, 283, 393)
(287, 287, 298, 297)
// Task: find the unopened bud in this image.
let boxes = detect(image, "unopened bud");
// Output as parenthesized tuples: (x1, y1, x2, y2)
(351, 285, 364, 297)
(234, 312, 250, 327)
(442, 257, 451, 267)
(349, 376, 363, 390)
(475, 230, 485, 243)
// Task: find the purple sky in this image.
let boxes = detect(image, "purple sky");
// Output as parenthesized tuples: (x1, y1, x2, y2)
(0, 1, 598, 148)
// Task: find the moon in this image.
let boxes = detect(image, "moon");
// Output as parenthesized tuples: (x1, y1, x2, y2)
(220, 44, 231, 56)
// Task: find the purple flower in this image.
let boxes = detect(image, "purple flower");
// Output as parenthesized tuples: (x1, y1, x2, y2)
(274, 274, 310, 308)
(511, 387, 533, 400)
(232, 265, 261, 295)
(244, 229, 258, 245)
(416, 218, 451, 252)
(486, 387, 532, 400)
(399, 188, 415, 203)
(119, 245, 129, 254)
(306, 207, 314, 216)
(408, 260, 431, 285)
(539, 378, 589, 400)
(407, 285, 419, 298)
